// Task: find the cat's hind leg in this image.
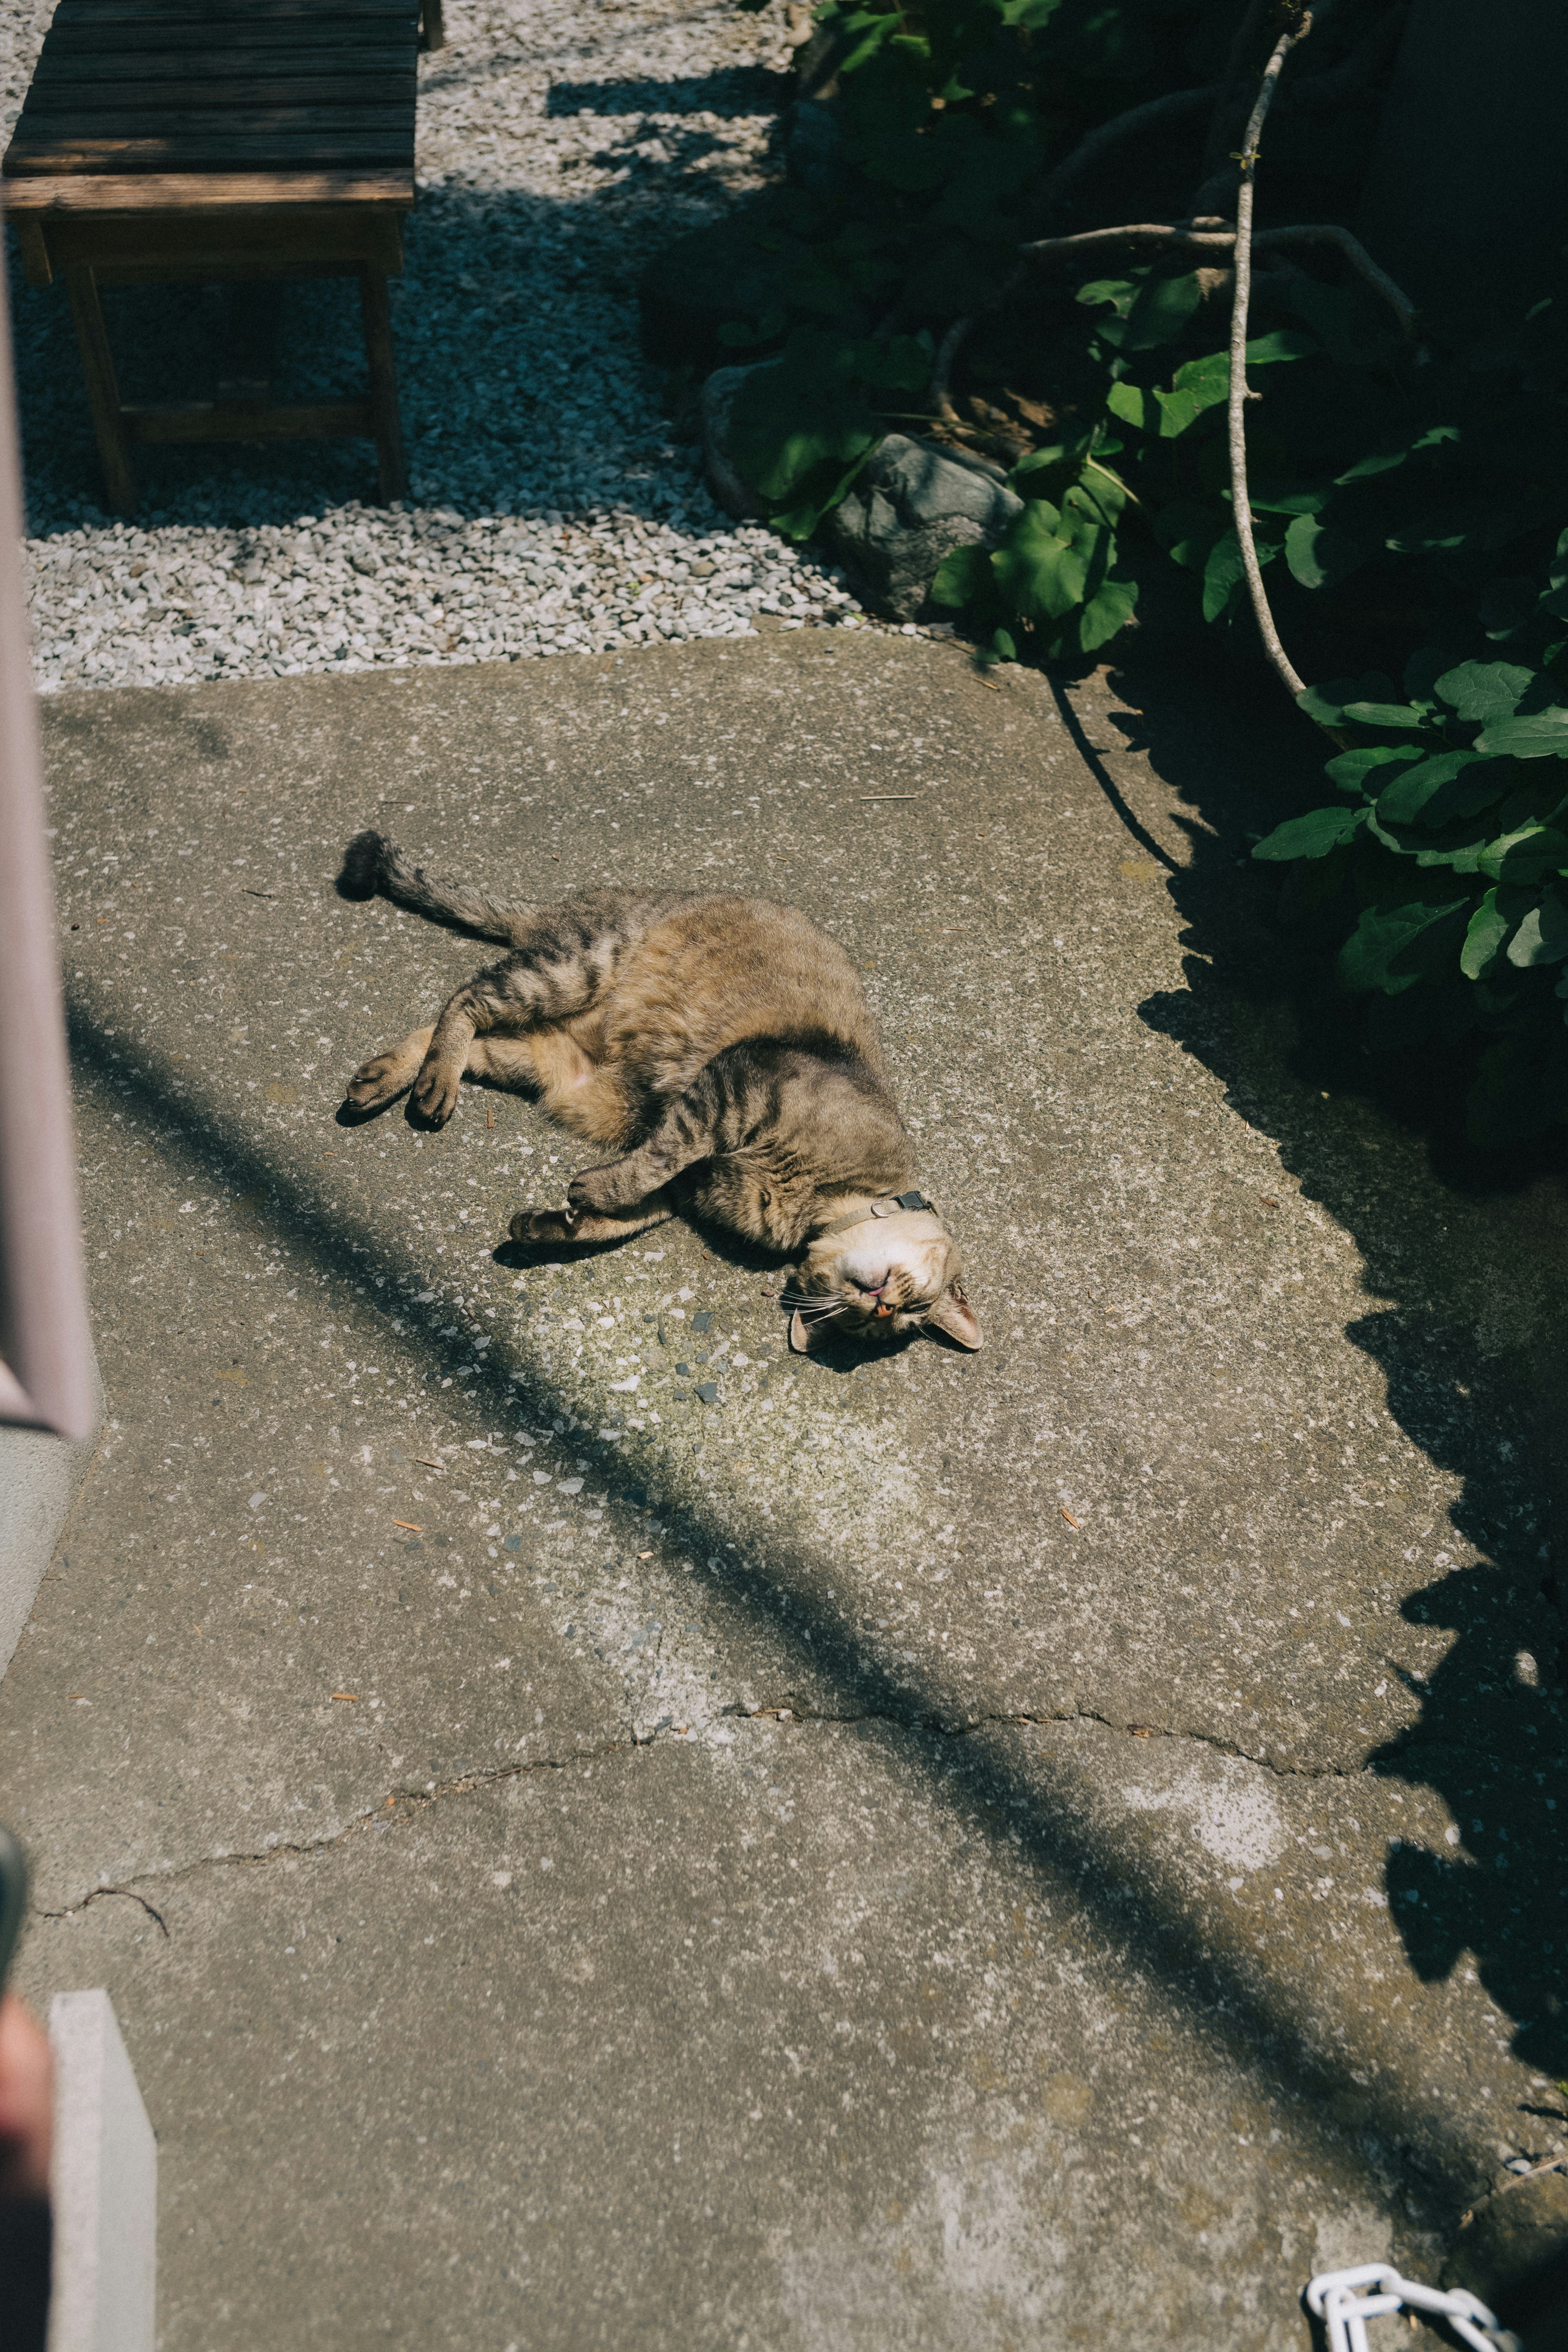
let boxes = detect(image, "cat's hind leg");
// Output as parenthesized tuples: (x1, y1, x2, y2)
(346, 1025, 434, 1109)
(347, 1029, 535, 1111)
(510, 1190, 677, 1249)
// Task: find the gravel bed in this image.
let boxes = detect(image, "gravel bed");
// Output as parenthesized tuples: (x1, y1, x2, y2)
(3, 0, 889, 690)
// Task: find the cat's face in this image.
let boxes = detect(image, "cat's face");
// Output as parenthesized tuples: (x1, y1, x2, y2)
(790, 1211, 981, 1350)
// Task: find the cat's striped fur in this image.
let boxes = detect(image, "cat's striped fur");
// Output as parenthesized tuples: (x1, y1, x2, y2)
(336, 831, 979, 1349)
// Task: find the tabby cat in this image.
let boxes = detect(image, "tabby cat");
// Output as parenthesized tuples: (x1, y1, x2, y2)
(336, 831, 980, 1351)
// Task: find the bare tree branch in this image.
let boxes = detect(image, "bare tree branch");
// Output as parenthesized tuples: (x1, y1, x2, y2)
(926, 313, 976, 422)
(1198, 0, 1272, 183)
(1228, 8, 1315, 703)
(1254, 224, 1418, 337)
(1014, 221, 1417, 337)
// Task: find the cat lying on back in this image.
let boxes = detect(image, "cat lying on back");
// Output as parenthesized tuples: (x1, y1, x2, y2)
(336, 830, 980, 1352)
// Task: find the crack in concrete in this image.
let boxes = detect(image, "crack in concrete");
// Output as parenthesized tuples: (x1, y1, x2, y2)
(34, 1735, 639, 1929)
(36, 1699, 1380, 1926)
(742, 1698, 1368, 1779)
(40, 1885, 171, 1938)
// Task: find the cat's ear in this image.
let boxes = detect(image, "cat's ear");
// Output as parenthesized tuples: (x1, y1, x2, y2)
(925, 1282, 981, 1350)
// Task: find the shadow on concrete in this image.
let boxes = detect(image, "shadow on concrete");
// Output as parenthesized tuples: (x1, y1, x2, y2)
(1077, 644, 1568, 2092)
(65, 984, 1543, 2218)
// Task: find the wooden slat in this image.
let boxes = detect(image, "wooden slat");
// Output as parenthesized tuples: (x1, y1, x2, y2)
(53, 1, 416, 21)
(35, 46, 416, 78)
(47, 18, 416, 49)
(37, 202, 405, 278)
(0, 170, 413, 209)
(5, 134, 415, 172)
(25, 79, 416, 109)
(17, 108, 414, 137)
(123, 400, 374, 443)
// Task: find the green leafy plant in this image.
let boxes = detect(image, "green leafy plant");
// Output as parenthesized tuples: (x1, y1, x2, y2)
(691, 0, 1568, 1140)
(1250, 633, 1568, 1150)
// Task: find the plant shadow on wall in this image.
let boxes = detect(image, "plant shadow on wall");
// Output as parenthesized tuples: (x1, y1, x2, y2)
(1085, 651, 1568, 2087)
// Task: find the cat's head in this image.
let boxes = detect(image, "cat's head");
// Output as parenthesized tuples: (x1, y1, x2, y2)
(789, 1203, 981, 1351)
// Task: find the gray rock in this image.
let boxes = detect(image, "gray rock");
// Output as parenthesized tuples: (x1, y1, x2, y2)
(787, 98, 847, 196)
(699, 365, 768, 523)
(822, 434, 1022, 621)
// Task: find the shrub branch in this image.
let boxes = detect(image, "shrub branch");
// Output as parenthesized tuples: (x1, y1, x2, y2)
(1227, 7, 1316, 702)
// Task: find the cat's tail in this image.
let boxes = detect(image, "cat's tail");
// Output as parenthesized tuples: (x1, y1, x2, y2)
(335, 830, 536, 944)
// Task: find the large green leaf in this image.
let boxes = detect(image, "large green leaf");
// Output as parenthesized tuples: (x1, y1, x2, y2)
(1297, 674, 1398, 728)
(1148, 334, 1316, 439)
(1432, 661, 1537, 720)
(1461, 889, 1515, 980)
(1325, 745, 1422, 798)
(1476, 710, 1568, 757)
(991, 500, 1092, 621)
(728, 351, 879, 502)
(1106, 381, 1148, 431)
(1478, 824, 1568, 882)
(1252, 805, 1367, 861)
(1285, 511, 1377, 591)
(1199, 528, 1284, 624)
(1507, 885, 1568, 967)
(1337, 898, 1472, 994)
(1374, 750, 1506, 827)
(1341, 700, 1437, 730)
(1076, 575, 1138, 652)
(929, 539, 994, 609)
(1117, 271, 1205, 352)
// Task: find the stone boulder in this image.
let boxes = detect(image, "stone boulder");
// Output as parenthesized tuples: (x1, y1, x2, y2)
(822, 434, 1022, 621)
(699, 365, 768, 522)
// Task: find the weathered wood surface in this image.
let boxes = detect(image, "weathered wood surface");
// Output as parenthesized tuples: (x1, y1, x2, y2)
(0, 170, 414, 210)
(3, 1, 418, 178)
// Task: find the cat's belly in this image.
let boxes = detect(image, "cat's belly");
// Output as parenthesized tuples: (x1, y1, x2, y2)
(599, 898, 880, 1092)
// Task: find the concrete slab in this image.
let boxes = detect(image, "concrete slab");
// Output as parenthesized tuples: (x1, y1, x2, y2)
(5, 632, 1565, 2346)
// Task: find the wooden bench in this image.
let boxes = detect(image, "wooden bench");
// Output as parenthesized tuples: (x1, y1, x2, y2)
(2, 0, 441, 513)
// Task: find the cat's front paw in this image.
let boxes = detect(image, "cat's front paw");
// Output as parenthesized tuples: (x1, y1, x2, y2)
(510, 1207, 579, 1245)
(412, 1059, 460, 1127)
(566, 1165, 619, 1216)
(346, 1049, 409, 1109)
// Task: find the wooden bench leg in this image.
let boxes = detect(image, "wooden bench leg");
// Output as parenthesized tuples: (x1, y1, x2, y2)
(62, 266, 136, 514)
(359, 269, 407, 502)
(419, 0, 445, 51)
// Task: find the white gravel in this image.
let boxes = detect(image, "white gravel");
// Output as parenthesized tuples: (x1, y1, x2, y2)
(4, 0, 882, 690)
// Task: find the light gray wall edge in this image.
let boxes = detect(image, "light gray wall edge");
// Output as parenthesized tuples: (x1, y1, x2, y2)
(0, 1347, 103, 1681)
(48, 1989, 158, 2352)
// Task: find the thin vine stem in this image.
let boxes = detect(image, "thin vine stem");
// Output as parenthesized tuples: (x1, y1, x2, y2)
(1227, 6, 1314, 703)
